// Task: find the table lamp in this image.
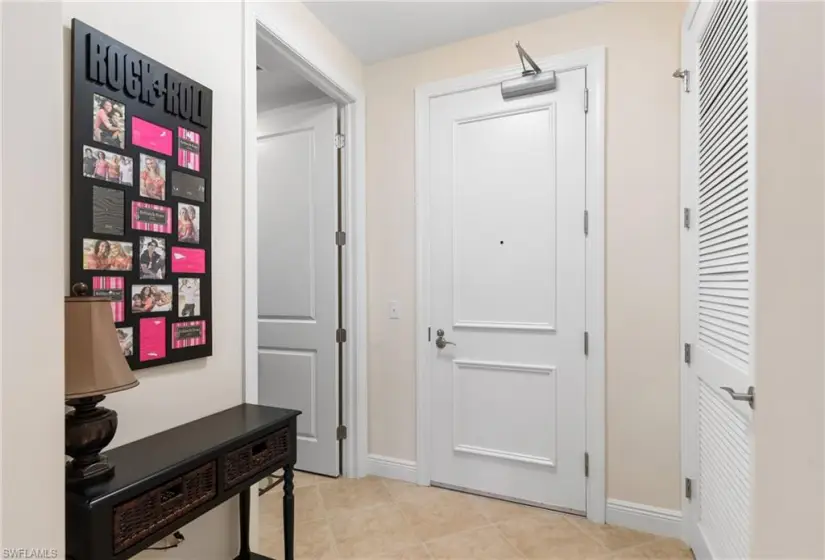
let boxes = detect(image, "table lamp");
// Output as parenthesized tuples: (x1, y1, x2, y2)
(65, 283, 139, 488)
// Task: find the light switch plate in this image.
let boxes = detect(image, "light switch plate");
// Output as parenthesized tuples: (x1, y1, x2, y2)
(389, 300, 400, 319)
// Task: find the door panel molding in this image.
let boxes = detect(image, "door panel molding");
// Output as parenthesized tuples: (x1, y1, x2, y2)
(451, 360, 559, 469)
(453, 445, 556, 468)
(414, 46, 606, 523)
(453, 321, 556, 332)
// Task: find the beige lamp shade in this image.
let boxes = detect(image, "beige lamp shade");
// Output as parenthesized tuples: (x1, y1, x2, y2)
(65, 296, 139, 399)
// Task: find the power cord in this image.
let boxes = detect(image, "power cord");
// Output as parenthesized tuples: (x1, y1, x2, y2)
(148, 531, 185, 551)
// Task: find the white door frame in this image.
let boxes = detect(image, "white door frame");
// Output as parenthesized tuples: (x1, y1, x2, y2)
(242, 5, 368, 481)
(679, 1, 702, 546)
(414, 46, 607, 523)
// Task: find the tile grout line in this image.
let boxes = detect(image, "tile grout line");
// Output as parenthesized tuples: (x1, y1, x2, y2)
(380, 477, 433, 557)
(486, 522, 528, 559)
(563, 514, 616, 556)
(284, 476, 675, 560)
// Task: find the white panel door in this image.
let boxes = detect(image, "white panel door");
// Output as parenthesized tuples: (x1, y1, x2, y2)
(257, 102, 339, 477)
(429, 69, 587, 512)
(682, 1, 754, 557)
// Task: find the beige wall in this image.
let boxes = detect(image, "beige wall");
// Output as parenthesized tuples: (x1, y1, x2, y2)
(61, 3, 247, 557)
(2, 2, 66, 552)
(1, 1, 364, 555)
(365, 1, 685, 509)
(752, 2, 825, 558)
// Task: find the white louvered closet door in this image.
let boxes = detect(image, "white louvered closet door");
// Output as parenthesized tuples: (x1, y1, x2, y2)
(681, 1, 754, 559)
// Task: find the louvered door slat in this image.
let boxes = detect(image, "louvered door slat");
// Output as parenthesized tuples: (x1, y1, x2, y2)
(700, 179, 746, 219)
(698, 124, 747, 181)
(699, 295, 748, 313)
(700, 63, 747, 131)
(690, 1, 753, 558)
(700, 217, 747, 242)
(699, 164, 747, 203)
(699, 208, 746, 236)
(700, 31, 747, 114)
(698, 0, 749, 366)
(699, 302, 748, 321)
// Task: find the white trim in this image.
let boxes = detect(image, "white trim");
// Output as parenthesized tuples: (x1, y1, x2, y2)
(606, 499, 683, 539)
(366, 454, 418, 484)
(242, 3, 369, 485)
(414, 46, 607, 523)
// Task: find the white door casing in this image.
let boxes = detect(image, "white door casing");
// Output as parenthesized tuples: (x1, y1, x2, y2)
(428, 67, 587, 512)
(257, 101, 340, 477)
(681, 1, 754, 557)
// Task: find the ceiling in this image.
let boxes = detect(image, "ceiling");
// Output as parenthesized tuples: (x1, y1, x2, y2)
(257, 33, 330, 112)
(304, 1, 601, 64)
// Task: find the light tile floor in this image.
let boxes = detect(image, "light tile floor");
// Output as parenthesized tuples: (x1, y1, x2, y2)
(259, 473, 693, 560)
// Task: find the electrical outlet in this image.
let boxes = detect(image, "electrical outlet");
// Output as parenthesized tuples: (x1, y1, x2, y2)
(389, 300, 400, 319)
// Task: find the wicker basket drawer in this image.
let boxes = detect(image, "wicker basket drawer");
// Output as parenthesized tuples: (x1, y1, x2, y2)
(224, 428, 290, 489)
(112, 461, 216, 554)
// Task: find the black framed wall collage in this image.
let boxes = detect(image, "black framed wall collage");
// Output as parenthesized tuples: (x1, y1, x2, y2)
(70, 19, 213, 369)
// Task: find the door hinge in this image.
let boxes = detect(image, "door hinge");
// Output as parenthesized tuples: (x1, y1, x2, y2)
(334, 133, 346, 149)
(685, 477, 693, 500)
(336, 328, 347, 343)
(337, 425, 348, 440)
(584, 210, 589, 236)
(684, 343, 692, 365)
(584, 331, 589, 356)
(583, 88, 589, 113)
(335, 231, 347, 246)
(673, 69, 691, 93)
(584, 452, 590, 477)
(683, 208, 691, 230)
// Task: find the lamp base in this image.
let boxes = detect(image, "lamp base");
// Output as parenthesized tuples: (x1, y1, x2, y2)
(65, 395, 118, 488)
(66, 455, 114, 488)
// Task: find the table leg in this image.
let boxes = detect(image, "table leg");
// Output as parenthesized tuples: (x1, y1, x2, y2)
(283, 465, 295, 560)
(238, 487, 250, 560)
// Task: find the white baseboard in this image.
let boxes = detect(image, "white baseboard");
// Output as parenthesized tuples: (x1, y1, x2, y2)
(606, 499, 683, 539)
(366, 454, 417, 483)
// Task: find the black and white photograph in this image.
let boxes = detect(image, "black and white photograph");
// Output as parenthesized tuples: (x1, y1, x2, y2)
(93, 94, 126, 149)
(138, 236, 166, 280)
(178, 278, 201, 317)
(92, 186, 124, 236)
(171, 170, 205, 202)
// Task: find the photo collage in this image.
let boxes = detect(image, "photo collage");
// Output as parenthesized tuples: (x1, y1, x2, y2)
(75, 81, 210, 368)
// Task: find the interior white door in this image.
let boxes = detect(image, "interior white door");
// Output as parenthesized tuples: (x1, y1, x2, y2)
(257, 102, 339, 477)
(681, 1, 754, 557)
(429, 69, 588, 512)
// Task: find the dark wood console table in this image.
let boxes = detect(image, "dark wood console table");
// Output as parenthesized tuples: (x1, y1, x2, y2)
(66, 404, 300, 560)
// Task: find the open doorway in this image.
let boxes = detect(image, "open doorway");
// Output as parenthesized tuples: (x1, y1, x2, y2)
(242, 7, 368, 551)
(243, 3, 367, 494)
(254, 27, 344, 478)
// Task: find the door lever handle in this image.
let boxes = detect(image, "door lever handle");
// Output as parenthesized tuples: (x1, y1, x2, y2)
(720, 386, 755, 410)
(435, 329, 456, 349)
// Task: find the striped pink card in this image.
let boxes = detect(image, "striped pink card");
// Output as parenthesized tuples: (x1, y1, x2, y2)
(139, 317, 166, 361)
(132, 117, 173, 156)
(92, 276, 124, 323)
(132, 201, 171, 233)
(178, 127, 201, 172)
(172, 320, 207, 349)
